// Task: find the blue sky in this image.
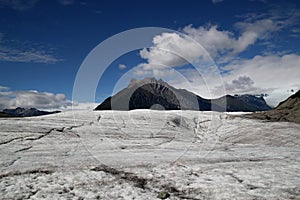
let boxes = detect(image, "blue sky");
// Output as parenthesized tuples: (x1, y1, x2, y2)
(0, 0, 299, 109)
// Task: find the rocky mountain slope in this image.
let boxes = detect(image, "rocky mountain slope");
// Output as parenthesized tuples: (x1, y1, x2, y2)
(250, 90, 300, 123)
(95, 78, 271, 112)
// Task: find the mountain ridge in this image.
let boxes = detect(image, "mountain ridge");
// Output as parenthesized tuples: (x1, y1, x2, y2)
(1, 107, 61, 117)
(95, 78, 271, 112)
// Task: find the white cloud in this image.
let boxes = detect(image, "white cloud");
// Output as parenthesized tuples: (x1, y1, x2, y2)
(0, 34, 61, 64)
(137, 20, 283, 75)
(183, 19, 282, 59)
(214, 75, 273, 97)
(225, 76, 255, 91)
(221, 54, 300, 89)
(235, 19, 279, 36)
(0, 86, 9, 91)
(0, 87, 72, 110)
(139, 32, 207, 68)
(215, 54, 300, 106)
(118, 64, 127, 69)
(182, 25, 234, 58)
(0, 0, 39, 10)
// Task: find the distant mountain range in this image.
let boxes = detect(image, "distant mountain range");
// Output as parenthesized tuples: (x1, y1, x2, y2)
(95, 78, 272, 112)
(0, 107, 60, 118)
(249, 90, 300, 123)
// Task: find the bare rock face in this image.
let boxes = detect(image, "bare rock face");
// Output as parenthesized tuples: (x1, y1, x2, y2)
(250, 90, 300, 124)
(129, 83, 181, 110)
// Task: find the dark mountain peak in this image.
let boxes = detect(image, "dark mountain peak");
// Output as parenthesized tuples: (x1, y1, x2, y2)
(129, 79, 181, 110)
(96, 78, 183, 111)
(128, 77, 169, 89)
(15, 107, 26, 111)
(95, 77, 272, 112)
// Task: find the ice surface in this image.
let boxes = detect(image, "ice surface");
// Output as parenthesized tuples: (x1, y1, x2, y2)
(0, 110, 299, 199)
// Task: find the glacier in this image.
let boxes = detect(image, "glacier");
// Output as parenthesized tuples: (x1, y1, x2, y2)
(0, 110, 299, 199)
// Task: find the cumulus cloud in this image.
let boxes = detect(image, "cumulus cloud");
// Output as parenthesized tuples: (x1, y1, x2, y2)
(214, 54, 300, 106)
(135, 19, 284, 76)
(183, 19, 282, 59)
(0, 87, 72, 110)
(226, 76, 255, 91)
(215, 75, 272, 96)
(139, 32, 207, 68)
(221, 54, 300, 89)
